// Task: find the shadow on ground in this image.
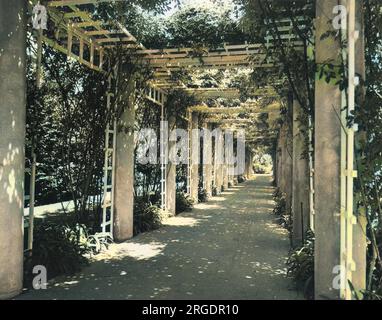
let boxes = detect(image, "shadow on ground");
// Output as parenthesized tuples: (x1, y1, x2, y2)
(18, 175, 301, 300)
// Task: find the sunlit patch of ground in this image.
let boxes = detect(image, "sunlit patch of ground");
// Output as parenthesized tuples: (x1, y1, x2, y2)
(163, 216, 200, 227)
(92, 242, 166, 262)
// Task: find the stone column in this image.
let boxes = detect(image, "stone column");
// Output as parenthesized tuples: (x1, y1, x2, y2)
(292, 98, 310, 246)
(202, 123, 213, 197)
(277, 133, 283, 189)
(214, 128, 223, 194)
(279, 125, 287, 195)
(272, 144, 277, 182)
(0, 0, 26, 299)
(222, 136, 229, 190)
(114, 79, 135, 241)
(225, 131, 236, 186)
(285, 99, 294, 217)
(190, 112, 199, 202)
(249, 151, 254, 178)
(275, 138, 281, 188)
(314, 0, 342, 299)
(223, 166, 229, 189)
(245, 149, 250, 179)
(220, 134, 228, 191)
(166, 115, 176, 215)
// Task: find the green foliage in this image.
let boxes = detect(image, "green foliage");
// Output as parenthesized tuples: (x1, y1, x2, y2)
(253, 163, 266, 174)
(212, 186, 219, 196)
(166, 6, 247, 48)
(176, 192, 194, 214)
(26, 42, 108, 223)
(272, 188, 292, 232)
(165, 89, 199, 123)
(237, 0, 315, 154)
(135, 96, 161, 201)
(238, 175, 246, 183)
(358, 288, 382, 301)
(133, 200, 163, 236)
(356, 0, 382, 294)
(198, 188, 208, 203)
(24, 222, 89, 286)
(286, 230, 315, 300)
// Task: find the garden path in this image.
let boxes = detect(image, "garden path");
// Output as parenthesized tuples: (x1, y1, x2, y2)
(18, 175, 300, 300)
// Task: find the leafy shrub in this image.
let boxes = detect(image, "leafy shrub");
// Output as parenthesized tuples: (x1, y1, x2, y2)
(238, 175, 246, 183)
(355, 288, 382, 300)
(134, 200, 162, 236)
(272, 188, 292, 231)
(286, 230, 315, 299)
(253, 163, 267, 174)
(349, 235, 382, 300)
(176, 192, 194, 214)
(198, 188, 208, 203)
(24, 222, 89, 286)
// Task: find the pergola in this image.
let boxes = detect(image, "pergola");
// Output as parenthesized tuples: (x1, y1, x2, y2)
(0, 0, 365, 300)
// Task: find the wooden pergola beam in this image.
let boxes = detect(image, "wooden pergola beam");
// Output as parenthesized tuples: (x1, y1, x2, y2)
(205, 118, 253, 124)
(48, 0, 125, 6)
(189, 102, 281, 114)
(183, 87, 278, 99)
(39, 2, 303, 93)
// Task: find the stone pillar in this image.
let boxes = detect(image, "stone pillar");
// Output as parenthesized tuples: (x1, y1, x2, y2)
(272, 144, 277, 182)
(248, 151, 254, 178)
(223, 165, 229, 189)
(279, 125, 287, 195)
(214, 128, 223, 194)
(166, 115, 176, 215)
(276, 137, 282, 188)
(285, 99, 294, 216)
(222, 135, 229, 190)
(245, 150, 250, 179)
(220, 134, 228, 191)
(0, 0, 26, 299)
(114, 79, 135, 241)
(277, 133, 283, 189)
(202, 123, 213, 197)
(225, 131, 236, 186)
(190, 112, 199, 202)
(292, 98, 310, 246)
(314, 0, 342, 299)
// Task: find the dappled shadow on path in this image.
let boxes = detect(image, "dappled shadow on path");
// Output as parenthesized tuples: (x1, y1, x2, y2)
(18, 175, 301, 300)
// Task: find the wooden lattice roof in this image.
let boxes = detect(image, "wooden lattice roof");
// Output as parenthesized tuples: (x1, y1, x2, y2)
(28, 0, 298, 143)
(33, 1, 303, 85)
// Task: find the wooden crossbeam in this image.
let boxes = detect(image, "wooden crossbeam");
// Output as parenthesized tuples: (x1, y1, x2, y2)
(72, 21, 103, 28)
(205, 118, 254, 124)
(95, 37, 134, 43)
(64, 11, 90, 18)
(184, 87, 278, 99)
(48, 0, 125, 6)
(189, 102, 280, 114)
(139, 40, 302, 60)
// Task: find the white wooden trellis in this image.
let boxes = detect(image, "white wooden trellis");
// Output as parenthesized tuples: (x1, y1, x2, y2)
(100, 72, 116, 237)
(338, 0, 358, 300)
(144, 86, 168, 211)
(160, 100, 167, 212)
(186, 111, 192, 197)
